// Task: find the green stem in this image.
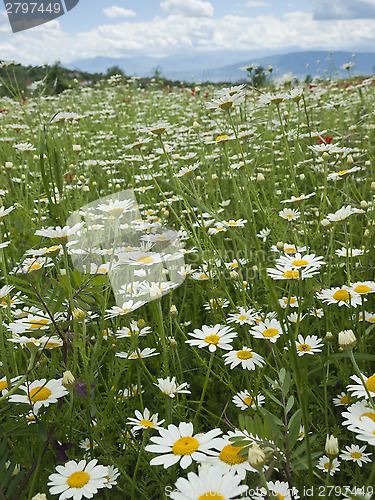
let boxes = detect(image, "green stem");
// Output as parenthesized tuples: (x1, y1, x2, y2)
(192, 351, 214, 426)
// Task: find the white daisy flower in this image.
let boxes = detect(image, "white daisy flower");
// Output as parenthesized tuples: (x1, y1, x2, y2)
(332, 392, 352, 407)
(116, 347, 159, 360)
(278, 296, 299, 309)
(351, 281, 375, 295)
(48, 459, 108, 500)
(326, 205, 365, 222)
(249, 318, 284, 343)
(280, 193, 315, 203)
(253, 480, 300, 499)
(154, 376, 191, 398)
(267, 263, 319, 280)
(222, 347, 265, 370)
(8, 378, 68, 415)
(204, 430, 257, 478)
(186, 324, 236, 352)
(232, 390, 265, 410)
(127, 408, 165, 431)
(169, 465, 248, 500)
(35, 223, 84, 242)
(145, 422, 222, 469)
(295, 334, 324, 356)
(341, 401, 375, 432)
(275, 252, 325, 272)
(347, 373, 375, 399)
(278, 208, 300, 221)
(104, 465, 120, 489)
(339, 444, 371, 466)
(316, 456, 340, 476)
(104, 300, 146, 319)
(317, 286, 362, 308)
(335, 247, 365, 257)
(226, 306, 257, 325)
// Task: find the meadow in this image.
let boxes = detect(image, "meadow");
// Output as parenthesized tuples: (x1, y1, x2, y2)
(0, 66, 374, 499)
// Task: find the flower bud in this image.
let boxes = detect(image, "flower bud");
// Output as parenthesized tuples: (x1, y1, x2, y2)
(346, 154, 354, 165)
(62, 370, 76, 389)
(230, 270, 239, 279)
(276, 241, 284, 250)
(170, 305, 178, 316)
(338, 329, 356, 349)
(321, 219, 330, 227)
(137, 319, 146, 329)
(361, 200, 368, 209)
(72, 308, 86, 322)
(150, 284, 162, 301)
(257, 172, 265, 182)
(248, 443, 266, 469)
(325, 434, 339, 458)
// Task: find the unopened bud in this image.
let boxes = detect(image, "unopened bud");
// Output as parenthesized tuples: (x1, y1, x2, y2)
(338, 329, 356, 349)
(361, 200, 368, 209)
(170, 305, 178, 316)
(137, 319, 146, 329)
(257, 172, 265, 182)
(346, 155, 354, 165)
(62, 370, 75, 389)
(72, 308, 86, 321)
(325, 331, 334, 340)
(325, 434, 339, 458)
(248, 443, 266, 469)
(371, 182, 375, 190)
(193, 121, 201, 130)
(230, 270, 239, 279)
(321, 219, 330, 227)
(276, 241, 284, 250)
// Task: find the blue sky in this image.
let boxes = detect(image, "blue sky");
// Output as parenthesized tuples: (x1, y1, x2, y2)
(0, 0, 375, 65)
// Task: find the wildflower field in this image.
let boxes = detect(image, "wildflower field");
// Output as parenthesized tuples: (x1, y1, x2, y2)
(0, 68, 375, 500)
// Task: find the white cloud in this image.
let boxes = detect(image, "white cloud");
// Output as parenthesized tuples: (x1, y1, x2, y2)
(160, 0, 214, 17)
(311, 0, 375, 19)
(2, 11, 375, 66)
(246, 1, 269, 7)
(103, 6, 136, 18)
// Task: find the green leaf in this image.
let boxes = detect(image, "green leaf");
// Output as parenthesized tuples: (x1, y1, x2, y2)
(286, 395, 294, 414)
(263, 389, 283, 407)
(287, 409, 302, 448)
(38, 422, 48, 442)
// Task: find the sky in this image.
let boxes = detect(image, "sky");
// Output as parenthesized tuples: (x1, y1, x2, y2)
(1, 0, 375, 66)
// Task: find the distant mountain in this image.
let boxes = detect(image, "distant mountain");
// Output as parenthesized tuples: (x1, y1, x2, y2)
(67, 50, 375, 83)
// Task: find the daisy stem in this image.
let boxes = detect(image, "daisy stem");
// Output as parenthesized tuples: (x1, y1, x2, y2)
(348, 349, 375, 409)
(323, 457, 333, 500)
(275, 103, 298, 196)
(131, 430, 148, 500)
(0, 308, 11, 385)
(193, 351, 214, 426)
(366, 460, 375, 488)
(151, 299, 169, 376)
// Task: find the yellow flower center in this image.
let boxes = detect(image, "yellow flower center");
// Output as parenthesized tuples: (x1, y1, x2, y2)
(238, 315, 248, 321)
(215, 135, 229, 142)
(204, 334, 220, 345)
(366, 374, 375, 393)
(67, 471, 90, 488)
(242, 397, 253, 406)
(282, 270, 299, 279)
(324, 462, 332, 470)
(353, 285, 371, 294)
(273, 494, 284, 500)
(139, 419, 155, 427)
(28, 263, 42, 271)
(198, 494, 225, 500)
(297, 344, 311, 352)
(29, 319, 49, 329)
(337, 170, 349, 175)
(263, 328, 279, 338)
(218, 101, 234, 110)
(237, 350, 253, 360)
(284, 298, 296, 304)
(360, 411, 375, 422)
(136, 256, 154, 264)
(351, 452, 362, 459)
(370, 316, 375, 322)
(340, 395, 349, 404)
(29, 386, 52, 402)
(0, 381, 7, 391)
(286, 214, 294, 219)
(332, 289, 351, 301)
(172, 436, 199, 456)
(45, 342, 61, 348)
(107, 207, 124, 215)
(284, 247, 296, 253)
(219, 444, 246, 465)
(291, 259, 308, 266)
